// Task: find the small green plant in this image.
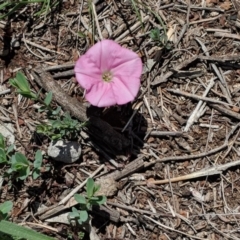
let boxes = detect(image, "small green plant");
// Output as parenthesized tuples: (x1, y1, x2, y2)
(9, 72, 38, 100)
(7, 153, 30, 181)
(9, 72, 86, 140)
(0, 133, 44, 181)
(69, 178, 106, 225)
(150, 28, 172, 50)
(36, 113, 86, 140)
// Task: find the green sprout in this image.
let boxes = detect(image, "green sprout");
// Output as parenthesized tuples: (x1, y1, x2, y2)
(0, 133, 44, 181)
(69, 178, 106, 225)
(9, 72, 38, 100)
(9, 71, 86, 140)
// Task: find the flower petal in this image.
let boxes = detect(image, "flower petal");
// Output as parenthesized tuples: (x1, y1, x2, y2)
(85, 40, 123, 72)
(112, 76, 140, 105)
(74, 54, 102, 90)
(112, 54, 142, 78)
(85, 82, 117, 107)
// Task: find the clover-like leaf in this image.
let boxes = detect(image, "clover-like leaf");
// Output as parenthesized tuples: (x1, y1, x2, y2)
(74, 194, 86, 205)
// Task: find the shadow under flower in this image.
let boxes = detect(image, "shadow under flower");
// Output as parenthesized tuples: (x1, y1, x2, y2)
(86, 104, 147, 159)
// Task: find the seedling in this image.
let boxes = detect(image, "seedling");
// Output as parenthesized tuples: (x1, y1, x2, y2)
(7, 153, 31, 181)
(150, 28, 172, 50)
(9, 72, 38, 100)
(10, 72, 85, 140)
(69, 178, 106, 225)
(0, 133, 44, 181)
(36, 113, 86, 140)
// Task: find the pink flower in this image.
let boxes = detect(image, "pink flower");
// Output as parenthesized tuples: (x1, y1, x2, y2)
(74, 39, 142, 107)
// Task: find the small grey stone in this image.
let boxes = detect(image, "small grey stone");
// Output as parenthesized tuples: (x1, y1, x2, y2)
(48, 140, 81, 163)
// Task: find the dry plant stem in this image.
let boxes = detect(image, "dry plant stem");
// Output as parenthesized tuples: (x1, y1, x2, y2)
(92, 2, 103, 40)
(184, 77, 215, 132)
(135, 160, 240, 186)
(44, 63, 75, 71)
(115, 16, 150, 42)
(209, 104, 240, 120)
(167, 89, 233, 106)
(174, 4, 224, 12)
(102, 156, 145, 181)
(107, 202, 171, 217)
(151, 55, 198, 85)
(214, 32, 240, 41)
(59, 164, 105, 205)
(145, 142, 228, 167)
(144, 215, 208, 240)
(12, 103, 22, 138)
(195, 38, 232, 104)
(198, 55, 240, 62)
(32, 68, 88, 122)
(23, 38, 66, 56)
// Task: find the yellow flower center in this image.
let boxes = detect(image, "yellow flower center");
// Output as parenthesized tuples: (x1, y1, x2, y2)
(102, 71, 112, 82)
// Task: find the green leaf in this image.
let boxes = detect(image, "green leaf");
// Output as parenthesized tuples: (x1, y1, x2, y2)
(0, 148, 7, 164)
(93, 184, 101, 195)
(86, 178, 94, 199)
(79, 210, 88, 222)
(34, 150, 42, 169)
(44, 92, 52, 106)
(14, 153, 29, 166)
(32, 168, 40, 180)
(6, 144, 14, 154)
(0, 133, 5, 149)
(74, 194, 86, 205)
(52, 106, 61, 115)
(89, 196, 106, 205)
(69, 207, 79, 219)
(18, 166, 30, 180)
(0, 201, 13, 220)
(12, 72, 30, 92)
(150, 28, 160, 41)
(0, 220, 55, 240)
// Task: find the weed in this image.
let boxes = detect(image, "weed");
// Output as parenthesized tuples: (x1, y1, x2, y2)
(68, 178, 106, 225)
(0, 0, 59, 20)
(0, 133, 44, 181)
(9, 72, 86, 140)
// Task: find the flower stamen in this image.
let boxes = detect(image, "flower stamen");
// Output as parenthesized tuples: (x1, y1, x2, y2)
(102, 71, 112, 82)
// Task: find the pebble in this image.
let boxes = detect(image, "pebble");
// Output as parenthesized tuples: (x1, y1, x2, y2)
(47, 140, 81, 163)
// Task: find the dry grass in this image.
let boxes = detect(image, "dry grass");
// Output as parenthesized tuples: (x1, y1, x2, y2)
(1, 0, 240, 239)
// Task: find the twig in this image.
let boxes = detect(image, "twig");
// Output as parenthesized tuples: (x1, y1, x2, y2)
(92, 2, 103, 40)
(151, 55, 198, 85)
(144, 142, 228, 167)
(167, 88, 232, 106)
(115, 16, 150, 42)
(144, 215, 210, 240)
(135, 160, 240, 186)
(184, 77, 215, 132)
(209, 104, 240, 120)
(102, 155, 145, 181)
